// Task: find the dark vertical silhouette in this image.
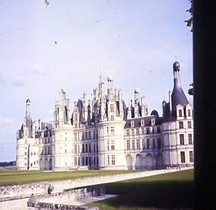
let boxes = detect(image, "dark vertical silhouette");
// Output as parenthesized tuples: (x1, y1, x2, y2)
(193, 1, 216, 209)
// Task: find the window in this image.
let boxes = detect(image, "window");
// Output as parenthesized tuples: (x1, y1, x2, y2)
(180, 151, 185, 163)
(142, 128, 144, 134)
(131, 129, 134, 135)
(141, 120, 144, 126)
(111, 155, 115, 165)
(108, 155, 110, 165)
(131, 121, 134, 127)
(147, 139, 150, 149)
(107, 141, 109, 150)
(188, 109, 191, 117)
(136, 139, 140, 150)
(157, 126, 161, 133)
(158, 138, 162, 148)
(146, 128, 150, 134)
(107, 127, 109, 135)
(111, 140, 115, 150)
(189, 151, 193, 162)
(179, 121, 184, 129)
(178, 109, 183, 117)
(153, 139, 155, 148)
(132, 140, 135, 150)
(110, 104, 114, 112)
(110, 115, 114, 121)
(180, 134, 184, 145)
(111, 127, 115, 134)
(127, 140, 130, 150)
(136, 128, 139, 135)
(126, 129, 130, 136)
(89, 131, 91, 139)
(188, 134, 193, 144)
(188, 121, 192, 128)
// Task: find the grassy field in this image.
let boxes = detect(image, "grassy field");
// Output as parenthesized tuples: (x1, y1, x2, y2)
(87, 169, 194, 210)
(0, 168, 136, 186)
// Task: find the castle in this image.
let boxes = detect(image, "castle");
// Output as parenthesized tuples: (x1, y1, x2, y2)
(16, 61, 194, 170)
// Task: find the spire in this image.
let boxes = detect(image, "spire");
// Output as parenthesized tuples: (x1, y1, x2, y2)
(171, 61, 189, 113)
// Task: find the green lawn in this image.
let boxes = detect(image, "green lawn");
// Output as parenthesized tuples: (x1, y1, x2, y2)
(0, 168, 136, 186)
(87, 169, 194, 210)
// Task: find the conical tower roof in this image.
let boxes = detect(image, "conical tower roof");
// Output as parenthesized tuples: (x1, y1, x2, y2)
(171, 61, 189, 114)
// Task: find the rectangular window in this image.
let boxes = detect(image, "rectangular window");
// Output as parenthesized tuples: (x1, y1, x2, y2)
(179, 109, 183, 117)
(111, 140, 115, 150)
(126, 129, 130, 136)
(107, 127, 109, 135)
(110, 115, 114, 121)
(111, 127, 115, 134)
(108, 155, 110, 165)
(110, 104, 114, 112)
(111, 155, 115, 165)
(180, 134, 184, 145)
(141, 120, 144, 126)
(107, 141, 109, 150)
(188, 121, 192, 128)
(132, 140, 135, 150)
(188, 134, 193, 144)
(127, 140, 130, 150)
(136, 128, 139, 135)
(142, 128, 144, 134)
(131, 129, 134, 135)
(157, 138, 162, 148)
(180, 151, 185, 163)
(136, 139, 140, 150)
(157, 126, 161, 133)
(146, 128, 150, 134)
(131, 121, 134, 127)
(188, 109, 191, 117)
(179, 121, 184, 129)
(189, 151, 193, 162)
(147, 139, 150, 149)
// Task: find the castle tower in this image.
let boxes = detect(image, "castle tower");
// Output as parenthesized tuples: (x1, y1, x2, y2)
(162, 61, 193, 168)
(52, 89, 73, 170)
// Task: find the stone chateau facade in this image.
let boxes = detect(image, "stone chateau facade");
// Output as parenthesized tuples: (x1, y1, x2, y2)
(16, 61, 194, 171)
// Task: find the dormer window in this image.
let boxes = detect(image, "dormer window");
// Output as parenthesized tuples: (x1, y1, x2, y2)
(187, 109, 191, 117)
(141, 120, 144, 127)
(151, 119, 155, 126)
(131, 121, 134, 128)
(178, 109, 183, 117)
(110, 104, 114, 112)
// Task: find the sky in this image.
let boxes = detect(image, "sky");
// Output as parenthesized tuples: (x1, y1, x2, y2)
(0, 0, 193, 161)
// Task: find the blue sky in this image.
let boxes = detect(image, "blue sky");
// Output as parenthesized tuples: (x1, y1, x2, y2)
(0, 0, 192, 161)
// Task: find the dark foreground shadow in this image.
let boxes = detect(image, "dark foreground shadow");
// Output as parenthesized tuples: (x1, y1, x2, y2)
(92, 180, 194, 209)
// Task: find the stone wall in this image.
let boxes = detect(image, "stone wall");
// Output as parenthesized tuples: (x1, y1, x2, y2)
(27, 187, 105, 209)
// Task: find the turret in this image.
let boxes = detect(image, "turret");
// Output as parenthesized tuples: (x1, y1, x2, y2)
(171, 61, 189, 116)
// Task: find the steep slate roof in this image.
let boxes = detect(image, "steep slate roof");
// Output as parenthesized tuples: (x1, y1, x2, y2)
(163, 62, 190, 122)
(124, 115, 162, 129)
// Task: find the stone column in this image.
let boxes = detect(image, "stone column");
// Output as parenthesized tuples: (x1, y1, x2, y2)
(193, 1, 216, 209)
